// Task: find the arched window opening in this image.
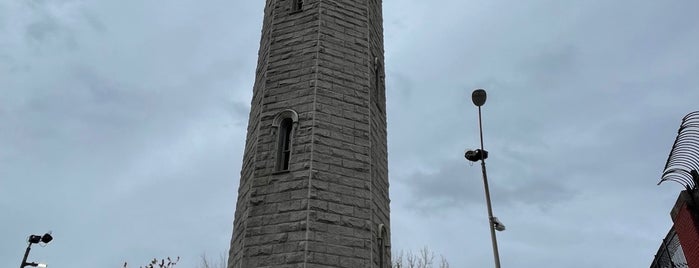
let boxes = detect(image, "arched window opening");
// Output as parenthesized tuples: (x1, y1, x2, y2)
(277, 118, 293, 171)
(272, 109, 298, 173)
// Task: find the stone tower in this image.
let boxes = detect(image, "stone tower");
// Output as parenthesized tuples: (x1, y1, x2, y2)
(227, 0, 390, 267)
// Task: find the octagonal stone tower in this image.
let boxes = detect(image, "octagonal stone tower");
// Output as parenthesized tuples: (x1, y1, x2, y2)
(227, 0, 390, 267)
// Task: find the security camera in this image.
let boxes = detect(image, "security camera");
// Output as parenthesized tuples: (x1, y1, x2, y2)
(491, 217, 506, 232)
(464, 149, 488, 162)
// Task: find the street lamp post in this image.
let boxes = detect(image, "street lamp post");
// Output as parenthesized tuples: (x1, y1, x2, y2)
(20, 232, 53, 268)
(465, 89, 503, 268)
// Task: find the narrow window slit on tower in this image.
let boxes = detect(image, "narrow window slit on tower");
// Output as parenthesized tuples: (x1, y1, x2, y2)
(277, 118, 293, 171)
(374, 57, 383, 111)
(378, 237, 384, 268)
(378, 224, 388, 268)
(291, 0, 303, 12)
(272, 110, 298, 173)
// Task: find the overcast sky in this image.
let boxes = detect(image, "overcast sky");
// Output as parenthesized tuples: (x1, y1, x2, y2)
(2, 0, 698, 267)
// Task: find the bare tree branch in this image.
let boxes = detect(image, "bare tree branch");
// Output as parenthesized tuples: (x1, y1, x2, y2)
(392, 247, 448, 268)
(122, 256, 179, 268)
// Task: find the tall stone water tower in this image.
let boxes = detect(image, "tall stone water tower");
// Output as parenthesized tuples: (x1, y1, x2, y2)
(227, 0, 390, 267)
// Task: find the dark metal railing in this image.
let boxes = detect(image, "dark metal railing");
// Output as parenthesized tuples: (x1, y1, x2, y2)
(659, 111, 699, 190)
(650, 228, 688, 268)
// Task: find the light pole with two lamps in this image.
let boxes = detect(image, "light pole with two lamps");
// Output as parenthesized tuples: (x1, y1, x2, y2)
(20, 232, 53, 268)
(465, 89, 504, 268)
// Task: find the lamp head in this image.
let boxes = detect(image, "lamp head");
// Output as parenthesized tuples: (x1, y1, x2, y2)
(472, 89, 487, 107)
(41, 233, 53, 244)
(28, 235, 42, 244)
(28, 232, 53, 244)
(491, 217, 506, 232)
(464, 149, 488, 162)
(23, 263, 48, 268)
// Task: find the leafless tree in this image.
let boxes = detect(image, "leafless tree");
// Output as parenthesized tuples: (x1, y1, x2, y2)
(392, 246, 449, 268)
(197, 253, 227, 268)
(123, 256, 179, 268)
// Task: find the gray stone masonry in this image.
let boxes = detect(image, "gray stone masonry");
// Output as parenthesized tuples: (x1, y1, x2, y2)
(228, 0, 389, 267)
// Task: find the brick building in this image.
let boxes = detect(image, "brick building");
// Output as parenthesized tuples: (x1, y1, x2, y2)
(653, 111, 699, 267)
(227, 0, 391, 267)
(651, 191, 699, 268)
(650, 192, 695, 267)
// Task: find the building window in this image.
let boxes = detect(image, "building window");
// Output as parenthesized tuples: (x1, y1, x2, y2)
(277, 118, 293, 171)
(272, 109, 298, 172)
(291, 0, 303, 12)
(378, 224, 388, 268)
(374, 57, 384, 112)
(378, 237, 385, 268)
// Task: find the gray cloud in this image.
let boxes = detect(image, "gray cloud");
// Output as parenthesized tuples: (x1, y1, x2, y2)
(398, 158, 577, 213)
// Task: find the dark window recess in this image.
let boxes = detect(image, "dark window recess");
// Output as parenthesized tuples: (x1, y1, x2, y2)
(291, 0, 303, 12)
(374, 57, 383, 111)
(277, 118, 293, 171)
(378, 238, 385, 268)
(378, 227, 387, 268)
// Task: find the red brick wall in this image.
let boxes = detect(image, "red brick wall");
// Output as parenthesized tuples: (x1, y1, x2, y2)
(673, 201, 699, 267)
